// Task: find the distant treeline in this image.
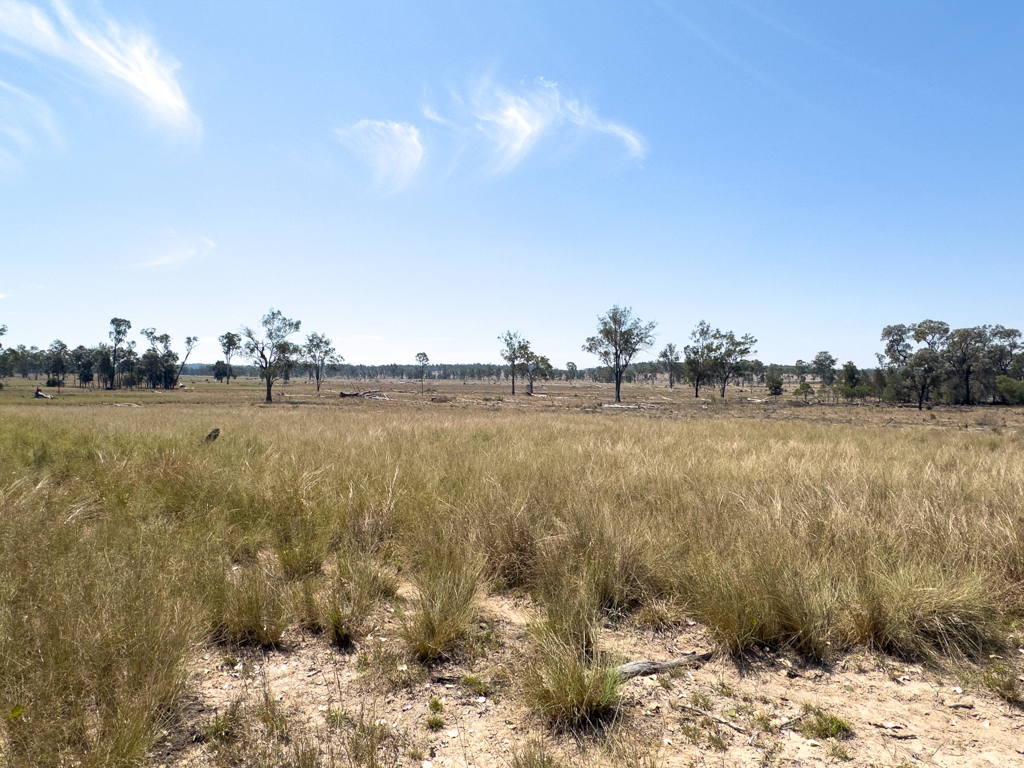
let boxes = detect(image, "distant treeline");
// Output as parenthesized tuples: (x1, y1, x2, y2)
(1, 316, 1022, 409)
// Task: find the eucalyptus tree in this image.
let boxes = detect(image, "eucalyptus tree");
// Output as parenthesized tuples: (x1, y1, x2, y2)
(242, 309, 302, 403)
(498, 331, 530, 395)
(583, 305, 657, 403)
(683, 321, 719, 397)
(944, 326, 990, 404)
(880, 321, 947, 409)
(304, 332, 343, 391)
(415, 352, 429, 394)
(219, 331, 242, 384)
(524, 350, 553, 394)
(810, 351, 837, 386)
(658, 343, 681, 389)
(711, 330, 756, 398)
(108, 318, 131, 388)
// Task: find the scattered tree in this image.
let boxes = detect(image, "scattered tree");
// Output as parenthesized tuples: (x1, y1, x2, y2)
(212, 360, 229, 383)
(711, 330, 757, 398)
(108, 318, 131, 389)
(242, 309, 301, 403)
(683, 321, 720, 398)
(583, 305, 657, 403)
(524, 351, 553, 394)
(658, 343, 682, 389)
(498, 331, 530, 395)
(303, 333, 343, 392)
(415, 352, 429, 394)
(219, 331, 242, 384)
(810, 351, 837, 386)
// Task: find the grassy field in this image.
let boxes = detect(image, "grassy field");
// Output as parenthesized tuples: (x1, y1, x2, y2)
(1, 375, 1022, 766)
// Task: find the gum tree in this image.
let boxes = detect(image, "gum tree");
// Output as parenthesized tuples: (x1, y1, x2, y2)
(583, 305, 657, 403)
(242, 309, 301, 403)
(304, 332, 343, 391)
(498, 331, 530, 395)
(219, 331, 241, 384)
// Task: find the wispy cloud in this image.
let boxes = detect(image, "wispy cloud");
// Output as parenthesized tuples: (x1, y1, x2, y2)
(336, 119, 423, 193)
(450, 76, 646, 173)
(0, 77, 59, 171)
(135, 235, 214, 268)
(0, 0, 196, 132)
(339, 77, 644, 191)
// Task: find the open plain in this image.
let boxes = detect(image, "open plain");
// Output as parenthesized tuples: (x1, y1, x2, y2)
(2, 375, 1023, 767)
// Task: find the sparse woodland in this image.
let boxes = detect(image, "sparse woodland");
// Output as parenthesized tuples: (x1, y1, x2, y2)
(1, 312, 1024, 766)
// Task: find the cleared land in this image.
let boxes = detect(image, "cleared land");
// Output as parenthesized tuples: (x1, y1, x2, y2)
(1, 376, 1023, 767)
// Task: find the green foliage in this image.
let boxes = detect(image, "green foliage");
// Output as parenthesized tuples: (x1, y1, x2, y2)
(799, 704, 853, 740)
(996, 375, 1024, 404)
(584, 305, 657, 402)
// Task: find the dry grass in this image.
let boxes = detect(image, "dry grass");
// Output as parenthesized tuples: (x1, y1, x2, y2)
(1, 392, 1023, 760)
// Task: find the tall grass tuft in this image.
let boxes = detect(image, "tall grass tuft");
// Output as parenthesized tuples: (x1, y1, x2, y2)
(402, 536, 483, 662)
(322, 550, 398, 648)
(523, 578, 620, 727)
(210, 563, 289, 647)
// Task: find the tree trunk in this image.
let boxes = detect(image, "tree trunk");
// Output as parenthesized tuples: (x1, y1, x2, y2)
(694, 380, 700, 397)
(614, 369, 622, 402)
(511, 370, 515, 395)
(265, 376, 273, 403)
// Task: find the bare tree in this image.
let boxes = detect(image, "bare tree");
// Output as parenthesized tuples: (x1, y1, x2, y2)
(583, 305, 657, 403)
(242, 309, 301, 403)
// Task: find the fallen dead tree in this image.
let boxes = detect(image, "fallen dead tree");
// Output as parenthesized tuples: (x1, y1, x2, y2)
(339, 390, 390, 400)
(601, 402, 660, 411)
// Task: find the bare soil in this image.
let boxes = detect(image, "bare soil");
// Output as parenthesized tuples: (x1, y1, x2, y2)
(165, 592, 1024, 768)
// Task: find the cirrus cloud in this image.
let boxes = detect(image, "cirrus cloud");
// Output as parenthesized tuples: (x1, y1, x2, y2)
(0, 0, 196, 132)
(336, 119, 424, 193)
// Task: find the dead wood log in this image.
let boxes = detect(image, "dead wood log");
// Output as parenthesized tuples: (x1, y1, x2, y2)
(339, 390, 388, 400)
(613, 650, 714, 680)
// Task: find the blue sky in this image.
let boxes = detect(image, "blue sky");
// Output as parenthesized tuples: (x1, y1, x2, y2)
(1, 1, 1021, 367)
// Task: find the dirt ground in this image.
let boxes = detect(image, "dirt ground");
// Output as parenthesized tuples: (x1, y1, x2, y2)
(160, 590, 1024, 768)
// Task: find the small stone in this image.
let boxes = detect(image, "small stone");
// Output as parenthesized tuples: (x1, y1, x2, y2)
(806, 739, 821, 747)
(447, 729, 459, 738)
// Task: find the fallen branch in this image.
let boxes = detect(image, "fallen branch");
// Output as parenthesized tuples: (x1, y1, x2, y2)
(778, 712, 810, 731)
(614, 650, 714, 680)
(677, 704, 748, 734)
